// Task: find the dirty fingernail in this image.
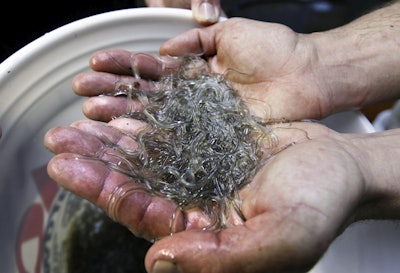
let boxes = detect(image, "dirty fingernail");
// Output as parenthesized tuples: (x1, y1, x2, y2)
(196, 2, 219, 23)
(152, 260, 179, 273)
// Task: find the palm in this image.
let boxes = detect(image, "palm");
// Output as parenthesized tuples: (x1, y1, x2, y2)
(161, 18, 328, 120)
(44, 118, 361, 272)
(73, 18, 328, 123)
(146, 131, 361, 273)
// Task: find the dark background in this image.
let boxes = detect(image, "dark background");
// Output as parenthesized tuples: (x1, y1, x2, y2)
(0, 0, 392, 119)
(1, 0, 389, 62)
(0, 0, 146, 62)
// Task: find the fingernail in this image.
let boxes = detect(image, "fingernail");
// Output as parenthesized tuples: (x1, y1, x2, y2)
(152, 260, 179, 273)
(196, 2, 219, 23)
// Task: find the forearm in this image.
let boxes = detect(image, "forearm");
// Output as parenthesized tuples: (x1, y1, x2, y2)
(347, 128, 400, 221)
(309, 1, 400, 114)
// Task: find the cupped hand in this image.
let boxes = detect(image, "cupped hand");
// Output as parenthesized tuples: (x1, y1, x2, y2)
(160, 18, 332, 121)
(145, 0, 223, 26)
(73, 18, 333, 123)
(44, 118, 365, 273)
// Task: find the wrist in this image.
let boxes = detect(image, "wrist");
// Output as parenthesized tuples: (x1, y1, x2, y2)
(346, 129, 400, 221)
(308, 2, 400, 115)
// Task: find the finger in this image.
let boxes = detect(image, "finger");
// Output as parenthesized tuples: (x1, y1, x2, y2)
(72, 71, 134, 96)
(89, 49, 133, 74)
(160, 25, 219, 56)
(71, 119, 146, 141)
(82, 96, 143, 122)
(44, 120, 144, 157)
(131, 52, 183, 79)
(145, 0, 191, 8)
(44, 124, 104, 155)
(88, 50, 182, 80)
(145, 0, 222, 26)
(105, 118, 149, 136)
(47, 153, 186, 240)
(44, 124, 130, 166)
(72, 71, 157, 97)
(191, 0, 221, 26)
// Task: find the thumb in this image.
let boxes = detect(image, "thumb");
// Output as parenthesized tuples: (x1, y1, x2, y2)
(146, 228, 253, 273)
(191, 0, 222, 26)
(160, 24, 220, 57)
(145, 215, 326, 273)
